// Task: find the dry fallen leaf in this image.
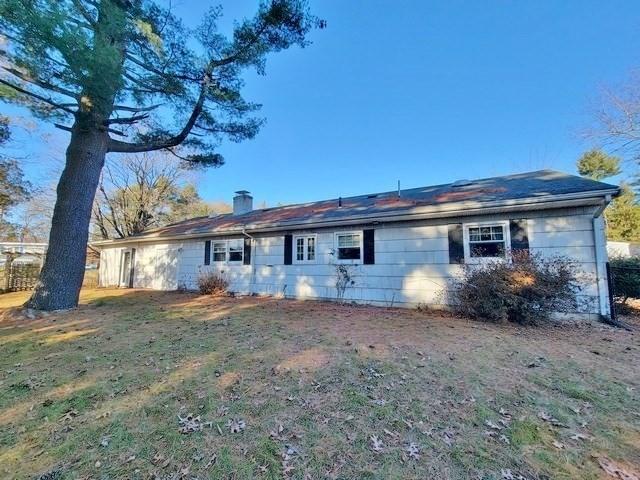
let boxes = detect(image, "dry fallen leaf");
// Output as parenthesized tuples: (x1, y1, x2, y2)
(537, 411, 567, 428)
(485, 420, 503, 430)
(501, 468, 528, 480)
(370, 435, 384, 453)
(552, 440, 565, 449)
(405, 442, 420, 460)
(227, 418, 246, 434)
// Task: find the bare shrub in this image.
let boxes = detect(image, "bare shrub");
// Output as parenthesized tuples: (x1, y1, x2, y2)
(197, 271, 229, 296)
(449, 251, 581, 325)
(335, 264, 356, 302)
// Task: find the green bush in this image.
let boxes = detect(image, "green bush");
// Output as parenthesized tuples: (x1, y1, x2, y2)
(450, 252, 581, 325)
(609, 256, 640, 304)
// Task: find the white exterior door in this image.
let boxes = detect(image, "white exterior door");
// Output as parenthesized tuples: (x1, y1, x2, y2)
(119, 250, 131, 287)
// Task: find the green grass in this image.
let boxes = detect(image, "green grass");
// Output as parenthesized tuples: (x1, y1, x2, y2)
(0, 288, 638, 479)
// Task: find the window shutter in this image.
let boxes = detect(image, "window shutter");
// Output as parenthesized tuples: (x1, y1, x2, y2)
(284, 234, 292, 265)
(448, 224, 464, 264)
(204, 240, 211, 265)
(509, 219, 529, 253)
(363, 229, 375, 264)
(129, 248, 136, 288)
(243, 238, 251, 265)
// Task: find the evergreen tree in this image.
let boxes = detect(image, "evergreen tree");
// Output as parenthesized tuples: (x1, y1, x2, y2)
(576, 149, 640, 241)
(0, 0, 322, 310)
(577, 149, 621, 180)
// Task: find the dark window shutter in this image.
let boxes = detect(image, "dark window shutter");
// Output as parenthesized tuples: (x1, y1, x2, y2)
(510, 219, 529, 253)
(129, 248, 136, 288)
(243, 238, 251, 265)
(448, 224, 464, 264)
(284, 234, 292, 265)
(363, 229, 375, 264)
(204, 240, 211, 265)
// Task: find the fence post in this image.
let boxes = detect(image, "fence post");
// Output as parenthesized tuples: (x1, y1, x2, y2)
(4, 254, 12, 292)
(605, 262, 616, 322)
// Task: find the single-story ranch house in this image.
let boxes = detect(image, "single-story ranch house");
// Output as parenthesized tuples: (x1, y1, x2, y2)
(94, 170, 619, 319)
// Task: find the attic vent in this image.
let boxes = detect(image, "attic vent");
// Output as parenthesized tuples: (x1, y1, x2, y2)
(451, 179, 473, 188)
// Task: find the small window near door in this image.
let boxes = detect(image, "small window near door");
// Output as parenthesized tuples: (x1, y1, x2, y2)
(228, 239, 243, 262)
(336, 232, 362, 261)
(468, 225, 506, 258)
(213, 241, 226, 262)
(294, 235, 317, 263)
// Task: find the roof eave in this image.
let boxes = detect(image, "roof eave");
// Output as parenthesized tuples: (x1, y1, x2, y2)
(91, 188, 619, 248)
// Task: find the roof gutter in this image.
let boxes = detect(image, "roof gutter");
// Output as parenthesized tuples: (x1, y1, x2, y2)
(92, 188, 619, 248)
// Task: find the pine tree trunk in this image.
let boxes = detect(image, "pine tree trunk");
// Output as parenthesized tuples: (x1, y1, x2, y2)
(26, 125, 109, 310)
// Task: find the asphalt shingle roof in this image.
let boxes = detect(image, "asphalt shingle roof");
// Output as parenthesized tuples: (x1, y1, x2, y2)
(127, 170, 618, 239)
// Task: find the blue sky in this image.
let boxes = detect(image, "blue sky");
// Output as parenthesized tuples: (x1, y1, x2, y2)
(6, 0, 640, 207)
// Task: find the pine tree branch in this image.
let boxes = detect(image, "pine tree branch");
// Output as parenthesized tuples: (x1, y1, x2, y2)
(70, 0, 97, 27)
(124, 53, 201, 82)
(105, 113, 149, 125)
(108, 74, 210, 153)
(2, 66, 79, 99)
(113, 103, 162, 112)
(0, 78, 76, 114)
(54, 123, 73, 132)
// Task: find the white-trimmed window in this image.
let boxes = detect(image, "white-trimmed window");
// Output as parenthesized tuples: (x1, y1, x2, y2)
(464, 222, 509, 261)
(228, 239, 244, 263)
(294, 235, 317, 263)
(212, 241, 227, 262)
(335, 231, 362, 261)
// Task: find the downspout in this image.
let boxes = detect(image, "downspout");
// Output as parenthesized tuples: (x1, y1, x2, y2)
(592, 196, 611, 321)
(242, 228, 256, 295)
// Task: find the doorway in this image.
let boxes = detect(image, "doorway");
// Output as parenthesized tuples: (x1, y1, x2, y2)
(119, 249, 136, 287)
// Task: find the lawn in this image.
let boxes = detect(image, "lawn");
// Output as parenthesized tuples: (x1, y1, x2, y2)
(0, 289, 638, 480)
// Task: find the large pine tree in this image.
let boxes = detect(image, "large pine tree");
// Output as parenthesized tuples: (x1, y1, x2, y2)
(0, 0, 322, 310)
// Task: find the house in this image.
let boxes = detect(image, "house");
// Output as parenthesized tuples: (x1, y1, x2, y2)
(94, 170, 619, 319)
(607, 240, 640, 258)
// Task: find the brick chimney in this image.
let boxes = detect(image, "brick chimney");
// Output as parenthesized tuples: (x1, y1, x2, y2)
(233, 190, 253, 215)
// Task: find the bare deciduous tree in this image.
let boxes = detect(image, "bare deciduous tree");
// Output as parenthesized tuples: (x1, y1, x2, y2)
(587, 71, 640, 163)
(93, 153, 230, 240)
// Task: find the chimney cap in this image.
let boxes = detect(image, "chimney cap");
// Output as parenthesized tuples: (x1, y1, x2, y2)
(235, 190, 251, 196)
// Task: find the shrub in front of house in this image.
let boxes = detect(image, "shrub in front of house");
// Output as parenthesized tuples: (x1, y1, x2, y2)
(450, 251, 581, 325)
(197, 271, 229, 296)
(609, 256, 640, 305)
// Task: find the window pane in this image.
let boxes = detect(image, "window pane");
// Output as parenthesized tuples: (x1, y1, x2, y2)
(307, 237, 315, 261)
(338, 233, 360, 247)
(296, 238, 304, 261)
(470, 241, 504, 258)
(229, 250, 243, 262)
(338, 247, 360, 260)
(212, 242, 226, 262)
(228, 240, 243, 262)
